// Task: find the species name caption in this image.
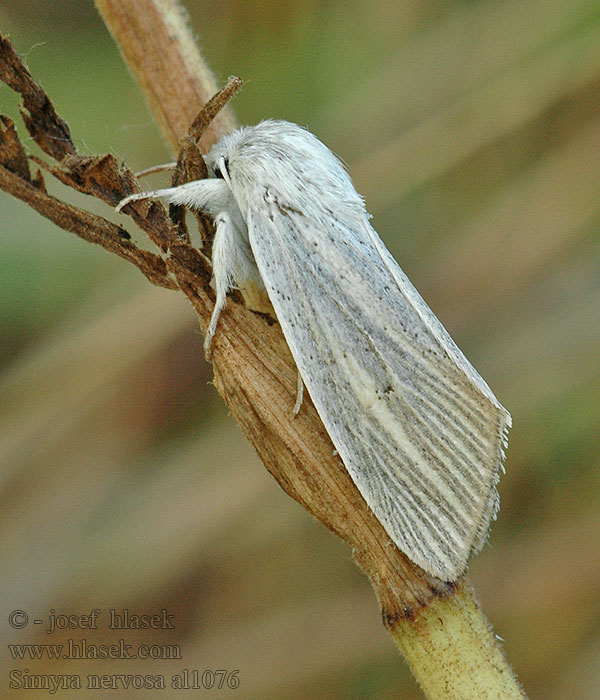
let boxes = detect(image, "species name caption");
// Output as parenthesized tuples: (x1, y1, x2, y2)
(7, 609, 240, 692)
(117, 119, 511, 581)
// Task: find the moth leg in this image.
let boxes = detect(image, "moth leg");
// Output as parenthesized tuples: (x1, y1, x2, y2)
(291, 370, 304, 417)
(204, 211, 244, 359)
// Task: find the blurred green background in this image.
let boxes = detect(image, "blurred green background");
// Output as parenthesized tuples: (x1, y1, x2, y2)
(1, 1, 599, 698)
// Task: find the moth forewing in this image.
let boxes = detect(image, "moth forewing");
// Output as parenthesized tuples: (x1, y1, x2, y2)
(246, 198, 510, 580)
(117, 119, 510, 581)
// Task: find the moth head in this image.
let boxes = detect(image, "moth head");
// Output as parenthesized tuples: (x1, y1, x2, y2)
(206, 127, 249, 183)
(211, 156, 230, 181)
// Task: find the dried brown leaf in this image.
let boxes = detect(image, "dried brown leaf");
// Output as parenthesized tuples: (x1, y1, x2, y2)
(0, 114, 31, 181)
(0, 163, 175, 289)
(0, 32, 76, 160)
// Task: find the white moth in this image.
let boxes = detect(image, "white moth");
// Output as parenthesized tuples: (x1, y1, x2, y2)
(118, 119, 511, 581)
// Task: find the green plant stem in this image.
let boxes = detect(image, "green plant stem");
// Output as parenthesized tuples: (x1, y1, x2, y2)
(390, 579, 524, 698)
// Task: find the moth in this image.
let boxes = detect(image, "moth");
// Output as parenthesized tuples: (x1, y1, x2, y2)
(118, 119, 511, 581)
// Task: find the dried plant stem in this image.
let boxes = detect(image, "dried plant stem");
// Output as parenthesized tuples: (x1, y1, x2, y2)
(0, 1, 526, 695)
(95, 0, 235, 152)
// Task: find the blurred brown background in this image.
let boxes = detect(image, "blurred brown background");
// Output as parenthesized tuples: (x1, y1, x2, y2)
(1, 1, 599, 698)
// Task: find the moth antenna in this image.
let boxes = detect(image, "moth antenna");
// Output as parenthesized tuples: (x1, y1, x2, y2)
(115, 191, 157, 212)
(135, 162, 177, 178)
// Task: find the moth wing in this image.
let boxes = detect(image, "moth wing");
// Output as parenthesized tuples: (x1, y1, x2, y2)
(246, 192, 510, 580)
